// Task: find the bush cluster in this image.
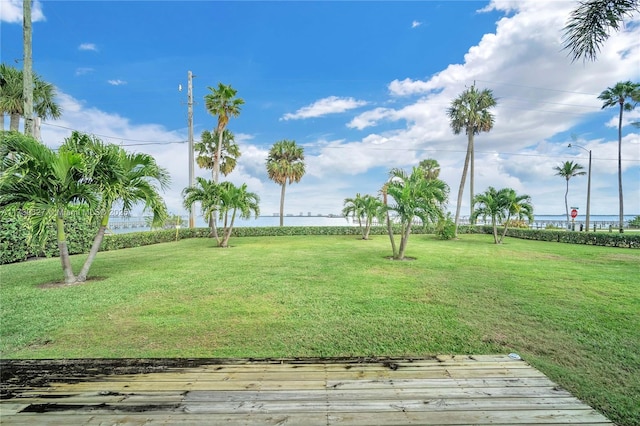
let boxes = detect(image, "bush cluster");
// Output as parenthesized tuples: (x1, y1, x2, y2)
(473, 226, 639, 248)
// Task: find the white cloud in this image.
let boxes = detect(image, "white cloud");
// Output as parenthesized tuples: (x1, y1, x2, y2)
(75, 67, 94, 76)
(0, 0, 45, 23)
(107, 79, 127, 86)
(78, 43, 98, 52)
(281, 96, 367, 121)
(411, 20, 422, 28)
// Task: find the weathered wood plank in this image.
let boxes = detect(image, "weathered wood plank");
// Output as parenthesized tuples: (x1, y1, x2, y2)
(0, 410, 611, 425)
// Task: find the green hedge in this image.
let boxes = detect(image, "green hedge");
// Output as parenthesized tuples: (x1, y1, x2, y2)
(473, 226, 639, 248)
(0, 208, 99, 264)
(4, 220, 635, 265)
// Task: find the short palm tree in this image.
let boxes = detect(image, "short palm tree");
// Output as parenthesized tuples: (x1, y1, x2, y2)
(342, 193, 384, 240)
(472, 187, 533, 244)
(204, 83, 244, 183)
(183, 178, 259, 247)
(0, 132, 95, 284)
(384, 167, 449, 260)
(183, 177, 222, 241)
(216, 182, 260, 248)
(563, 0, 639, 62)
(598, 81, 640, 233)
(266, 140, 305, 227)
(62, 132, 169, 281)
(447, 86, 497, 235)
(554, 161, 586, 229)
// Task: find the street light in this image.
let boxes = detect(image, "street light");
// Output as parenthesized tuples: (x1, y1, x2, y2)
(568, 143, 591, 232)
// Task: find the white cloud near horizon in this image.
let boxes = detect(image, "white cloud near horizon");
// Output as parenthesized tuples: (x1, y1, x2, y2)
(107, 79, 127, 86)
(78, 43, 98, 51)
(281, 96, 368, 121)
(0, 0, 45, 23)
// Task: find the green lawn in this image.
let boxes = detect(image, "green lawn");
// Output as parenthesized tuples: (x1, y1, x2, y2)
(1, 234, 638, 425)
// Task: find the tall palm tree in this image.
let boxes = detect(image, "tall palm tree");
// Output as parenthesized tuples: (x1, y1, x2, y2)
(342, 193, 384, 240)
(204, 83, 244, 183)
(62, 132, 169, 281)
(563, 0, 639, 62)
(598, 81, 640, 233)
(554, 161, 586, 229)
(0, 132, 95, 284)
(384, 167, 449, 260)
(418, 158, 441, 180)
(472, 187, 533, 244)
(266, 139, 305, 227)
(0, 64, 61, 134)
(447, 86, 497, 235)
(195, 129, 241, 179)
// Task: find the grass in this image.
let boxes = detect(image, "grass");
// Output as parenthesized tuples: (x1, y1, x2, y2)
(1, 234, 638, 425)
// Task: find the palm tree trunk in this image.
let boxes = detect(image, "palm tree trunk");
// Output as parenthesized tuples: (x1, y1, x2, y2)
(279, 183, 286, 227)
(564, 178, 570, 230)
(221, 210, 236, 248)
(454, 135, 473, 237)
(470, 134, 475, 225)
(618, 103, 624, 233)
(500, 214, 511, 244)
(492, 216, 499, 244)
(364, 218, 371, 240)
(77, 213, 110, 282)
(10, 113, 20, 131)
(398, 220, 412, 260)
(56, 215, 76, 284)
(214, 127, 223, 183)
(385, 211, 397, 258)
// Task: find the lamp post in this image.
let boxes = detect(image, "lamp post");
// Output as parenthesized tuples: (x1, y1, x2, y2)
(568, 143, 591, 232)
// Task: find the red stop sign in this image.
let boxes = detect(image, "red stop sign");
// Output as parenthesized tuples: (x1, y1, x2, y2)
(571, 209, 578, 218)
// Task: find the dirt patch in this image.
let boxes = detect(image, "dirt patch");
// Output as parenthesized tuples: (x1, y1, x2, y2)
(38, 277, 106, 289)
(385, 256, 417, 261)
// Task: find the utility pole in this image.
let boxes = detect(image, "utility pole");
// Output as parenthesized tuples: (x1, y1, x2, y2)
(187, 71, 195, 229)
(23, 0, 34, 136)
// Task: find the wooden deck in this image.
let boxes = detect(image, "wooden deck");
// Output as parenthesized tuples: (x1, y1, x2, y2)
(0, 355, 611, 425)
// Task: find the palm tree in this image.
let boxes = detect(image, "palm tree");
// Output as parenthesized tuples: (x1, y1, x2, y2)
(418, 158, 441, 180)
(472, 187, 533, 244)
(215, 182, 260, 248)
(183, 177, 223, 243)
(384, 167, 449, 260)
(183, 179, 259, 247)
(598, 81, 640, 233)
(0, 64, 61, 134)
(62, 132, 169, 282)
(563, 0, 639, 62)
(342, 193, 384, 240)
(266, 140, 305, 227)
(554, 161, 586, 229)
(195, 129, 241, 179)
(204, 83, 244, 183)
(195, 128, 241, 236)
(0, 132, 95, 284)
(447, 86, 497, 235)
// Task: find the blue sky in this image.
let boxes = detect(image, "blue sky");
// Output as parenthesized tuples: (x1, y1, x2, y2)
(2, 0, 639, 219)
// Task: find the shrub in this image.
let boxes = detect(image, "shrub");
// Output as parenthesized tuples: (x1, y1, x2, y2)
(629, 216, 640, 228)
(435, 215, 456, 240)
